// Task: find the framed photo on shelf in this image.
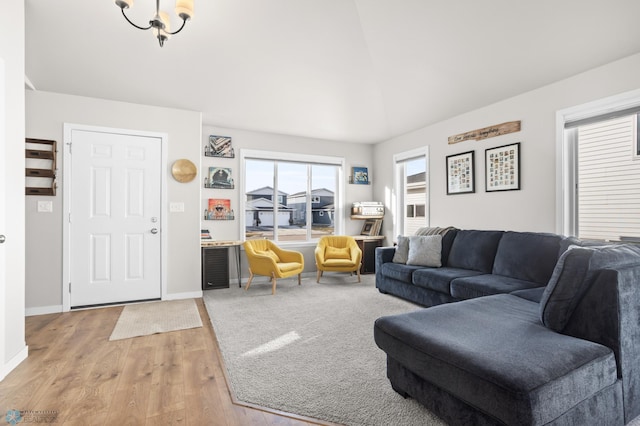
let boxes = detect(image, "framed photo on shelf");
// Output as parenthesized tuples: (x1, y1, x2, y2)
(205, 135, 234, 158)
(446, 151, 475, 195)
(204, 198, 235, 220)
(360, 219, 377, 236)
(205, 167, 234, 189)
(351, 166, 369, 184)
(485, 142, 520, 192)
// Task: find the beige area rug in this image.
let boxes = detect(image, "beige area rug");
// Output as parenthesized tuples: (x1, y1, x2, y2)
(109, 298, 202, 341)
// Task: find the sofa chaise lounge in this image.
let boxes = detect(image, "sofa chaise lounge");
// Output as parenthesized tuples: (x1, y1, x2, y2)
(374, 229, 640, 425)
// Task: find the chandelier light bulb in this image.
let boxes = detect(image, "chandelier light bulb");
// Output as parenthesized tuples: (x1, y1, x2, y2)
(175, 0, 194, 20)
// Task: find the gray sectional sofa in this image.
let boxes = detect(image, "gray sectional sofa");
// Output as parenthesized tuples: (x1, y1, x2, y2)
(375, 228, 565, 307)
(373, 228, 640, 425)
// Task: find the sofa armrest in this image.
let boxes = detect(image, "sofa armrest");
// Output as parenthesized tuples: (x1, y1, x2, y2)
(376, 246, 396, 268)
(562, 265, 640, 422)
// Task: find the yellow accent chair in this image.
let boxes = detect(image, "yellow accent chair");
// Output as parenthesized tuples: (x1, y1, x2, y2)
(244, 239, 304, 295)
(314, 235, 362, 283)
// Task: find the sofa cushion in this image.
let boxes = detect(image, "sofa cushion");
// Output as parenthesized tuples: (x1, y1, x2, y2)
(492, 231, 562, 284)
(407, 235, 442, 267)
(380, 262, 423, 283)
(511, 287, 545, 303)
(374, 294, 618, 426)
(450, 274, 541, 300)
(540, 244, 640, 332)
(392, 235, 410, 264)
(412, 267, 483, 294)
(447, 230, 503, 273)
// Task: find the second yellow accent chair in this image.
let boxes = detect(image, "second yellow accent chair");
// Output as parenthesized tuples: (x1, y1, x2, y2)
(244, 239, 304, 295)
(314, 235, 362, 283)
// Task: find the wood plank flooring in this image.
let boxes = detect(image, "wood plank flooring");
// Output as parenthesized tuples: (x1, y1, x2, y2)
(0, 299, 326, 425)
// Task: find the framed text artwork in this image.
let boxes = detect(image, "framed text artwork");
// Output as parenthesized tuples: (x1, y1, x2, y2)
(205, 135, 234, 158)
(485, 142, 520, 192)
(446, 151, 475, 195)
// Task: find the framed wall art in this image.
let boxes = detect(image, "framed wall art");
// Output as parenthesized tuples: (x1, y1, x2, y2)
(350, 166, 369, 184)
(446, 151, 475, 195)
(204, 198, 235, 220)
(205, 135, 234, 158)
(205, 167, 234, 189)
(485, 142, 520, 192)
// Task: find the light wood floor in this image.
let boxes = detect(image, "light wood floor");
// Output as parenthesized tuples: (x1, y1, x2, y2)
(0, 299, 326, 425)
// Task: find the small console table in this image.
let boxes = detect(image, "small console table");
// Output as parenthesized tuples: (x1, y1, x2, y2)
(201, 240, 242, 290)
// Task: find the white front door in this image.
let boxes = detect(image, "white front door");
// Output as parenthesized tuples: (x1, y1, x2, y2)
(69, 128, 162, 307)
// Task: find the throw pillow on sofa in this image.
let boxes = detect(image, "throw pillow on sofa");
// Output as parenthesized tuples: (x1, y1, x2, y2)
(392, 235, 410, 264)
(407, 235, 442, 267)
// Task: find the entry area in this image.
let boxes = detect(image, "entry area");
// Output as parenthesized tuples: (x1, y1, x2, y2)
(64, 125, 164, 308)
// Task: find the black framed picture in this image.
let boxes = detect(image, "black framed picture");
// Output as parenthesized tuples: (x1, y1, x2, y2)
(446, 151, 475, 195)
(485, 142, 521, 192)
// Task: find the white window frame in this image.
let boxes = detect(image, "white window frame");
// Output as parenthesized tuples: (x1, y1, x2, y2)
(393, 146, 429, 237)
(556, 88, 640, 236)
(240, 149, 345, 244)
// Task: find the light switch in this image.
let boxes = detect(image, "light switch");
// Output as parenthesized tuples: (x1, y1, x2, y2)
(170, 202, 185, 213)
(37, 200, 53, 213)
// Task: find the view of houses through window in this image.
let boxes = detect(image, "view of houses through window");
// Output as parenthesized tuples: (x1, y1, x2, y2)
(575, 113, 640, 242)
(244, 158, 338, 242)
(395, 152, 428, 236)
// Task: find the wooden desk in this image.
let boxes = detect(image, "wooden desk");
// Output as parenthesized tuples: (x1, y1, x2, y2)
(201, 240, 242, 289)
(353, 235, 385, 274)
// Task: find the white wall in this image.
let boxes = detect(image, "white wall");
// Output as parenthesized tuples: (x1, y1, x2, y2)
(373, 53, 640, 243)
(25, 91, 202, 313)
(201, 125, 375, 276)
(0, 0, 28, 378)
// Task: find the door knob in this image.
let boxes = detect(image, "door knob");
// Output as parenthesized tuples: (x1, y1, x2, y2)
(0, 235, 5, 244)
(150, 228, 159, 234)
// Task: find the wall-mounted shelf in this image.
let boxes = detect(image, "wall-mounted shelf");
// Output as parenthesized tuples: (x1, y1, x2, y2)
(25, 138, 57, 196)
(351, 214, 384, 220)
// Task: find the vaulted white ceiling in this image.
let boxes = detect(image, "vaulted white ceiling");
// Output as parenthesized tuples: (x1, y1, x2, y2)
(25, 0, 640, 143)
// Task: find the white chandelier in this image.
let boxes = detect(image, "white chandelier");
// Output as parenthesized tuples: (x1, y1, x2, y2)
(115, 0, 194, 47)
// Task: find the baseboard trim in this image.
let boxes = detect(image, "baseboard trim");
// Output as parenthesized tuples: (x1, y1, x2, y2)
(0, 345, 28, 381)
(164, 291, 203, 301)
(25, 305, 63, 317)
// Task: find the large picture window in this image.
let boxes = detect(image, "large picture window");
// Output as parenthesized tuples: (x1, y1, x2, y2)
(242, 150, 344, 243)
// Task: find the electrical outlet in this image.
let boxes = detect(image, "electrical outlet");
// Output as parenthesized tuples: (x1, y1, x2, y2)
(37, 200, 53, 213)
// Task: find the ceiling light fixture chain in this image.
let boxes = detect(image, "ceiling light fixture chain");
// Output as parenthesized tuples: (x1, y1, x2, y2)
(115, 0, 194, 47)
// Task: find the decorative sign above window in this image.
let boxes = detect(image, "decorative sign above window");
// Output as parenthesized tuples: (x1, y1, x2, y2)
(448, 121, 521, 145)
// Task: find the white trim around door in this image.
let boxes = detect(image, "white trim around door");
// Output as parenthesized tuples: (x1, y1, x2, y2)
(62, 123, 168, 312)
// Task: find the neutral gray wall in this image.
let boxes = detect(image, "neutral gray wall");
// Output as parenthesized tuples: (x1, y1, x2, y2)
(25, 91, 202, 313)
(373, 53, 640, 243)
